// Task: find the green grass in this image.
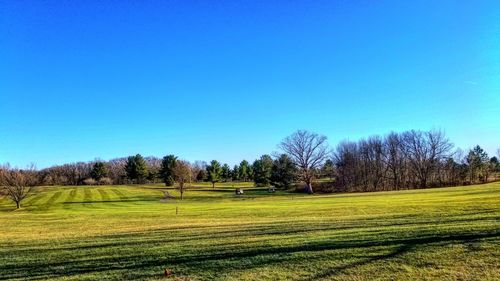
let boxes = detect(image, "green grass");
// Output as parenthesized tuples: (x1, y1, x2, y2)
(0, 182, 499, 280)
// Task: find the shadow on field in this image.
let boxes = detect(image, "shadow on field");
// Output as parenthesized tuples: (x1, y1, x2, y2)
(301, 241, 415, 281)
(0, 224, 497, 280)
(6, 212, 494, 250)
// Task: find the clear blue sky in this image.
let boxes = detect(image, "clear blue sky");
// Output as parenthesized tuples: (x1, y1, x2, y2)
(1, 0, 499, 168)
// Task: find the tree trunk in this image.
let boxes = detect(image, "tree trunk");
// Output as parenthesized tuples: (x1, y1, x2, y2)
(305, 182, 314, 194)
(420, 177, 427, 189)
(212, 182, 215, 189)
(16, 201, 20, 209)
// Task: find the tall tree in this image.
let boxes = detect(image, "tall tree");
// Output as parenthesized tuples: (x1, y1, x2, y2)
(125, 154, 148, 184)
(382, 132, 406, 190)
(359, 136, 385, 191)
(334, 141, 361, 191)
(271, 154, 297, 189)
(106, 157, 128, 185)
(232, 165, 240, 181)
(206, 160, 222, 188)
(253, 155, 273, 186)
(279, 130, 329, 194)
(402, 130, 452, 188)
(238, 160, 249, 182)
(173, 160, 192, 200)
(221, 164, 231, 182)
(467, 146, 489, 183)
(160, 155, 177, 186)
(90, 162, 108, 182)
(247, 164, 254, 181)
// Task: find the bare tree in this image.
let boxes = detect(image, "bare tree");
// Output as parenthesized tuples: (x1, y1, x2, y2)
(402, 130, 452, 188)
(107, 157, 128, 184)
(173, 160, 192, 200)
(359, 136, 385, 191)
(383, 132, 406, 190)
(191, 161, 207, 182)
(334, 141, 360, 191)
(331, 129, 457, 192)
(0, 164, 38, 209)
(279, 130, 329, 193)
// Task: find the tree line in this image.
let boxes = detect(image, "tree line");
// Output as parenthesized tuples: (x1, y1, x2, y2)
(1, 129, 499, 208)
(24, 152, 300, 188)
(332, 130, 499, 192)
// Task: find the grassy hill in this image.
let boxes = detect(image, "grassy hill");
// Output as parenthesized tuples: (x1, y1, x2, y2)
(0, 182, 499, 280)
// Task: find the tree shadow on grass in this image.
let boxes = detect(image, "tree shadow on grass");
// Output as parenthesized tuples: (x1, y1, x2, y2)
(301, 243, 413, 281)
(0, 231, 497, 280)
(301, 232, 498, 281)
(2, 214, 495, 255)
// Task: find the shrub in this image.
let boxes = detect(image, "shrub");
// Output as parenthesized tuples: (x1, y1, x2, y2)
(83, 178, 97, 185)
(99, 177, 113, 185)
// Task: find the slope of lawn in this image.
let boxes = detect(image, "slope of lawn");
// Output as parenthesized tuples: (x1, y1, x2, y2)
(0, 182, 499, 280)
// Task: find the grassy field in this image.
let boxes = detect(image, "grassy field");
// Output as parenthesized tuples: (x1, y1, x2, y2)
(0, 182, 499, 280)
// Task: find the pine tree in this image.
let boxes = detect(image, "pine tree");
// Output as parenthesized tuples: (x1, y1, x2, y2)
(160, 155, 177, 186)
(253, 155, 273, 186)
(232, 165, 239, 181)
(206, 160, 222, 188)
(125, 154, 148, 184)
(271, 154, 297, 189)
(221, 164, 231, 182)
(238, 160, 249, 181)
(91, 162, 108, 182)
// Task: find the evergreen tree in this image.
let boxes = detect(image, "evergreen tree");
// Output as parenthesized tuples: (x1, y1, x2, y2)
(270, 154, 297, 189)
(238, 160, 249, 181)
(467, 145, 489, 182)
(321, 159, 335, 180)
(221, 163, 231, 182)
(147, 167, 159, 183)
(206, 160, 222, 188)
(90, 162, 108, 182)
(248, 164, 254, 181)
(232, 165, 239, 181)
(160, 155, 177, 186)
(253, 155, 273, 186)
(125, 154, 148, 184)
(490, 157, 499, 172)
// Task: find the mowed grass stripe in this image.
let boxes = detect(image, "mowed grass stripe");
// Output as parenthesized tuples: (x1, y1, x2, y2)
(97, 188, 110, 201)
(81, 187, 96, 209)
(62, 188, 79, 209)
(108, 188, 140, 205)
(25, 192, 46, 207)
(110, 188, 129, 200)
(40, 191, 63, 210)
(83, 188, 93, 201)
(96, 188, 121, 208)
(67, 188, 78, 202)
